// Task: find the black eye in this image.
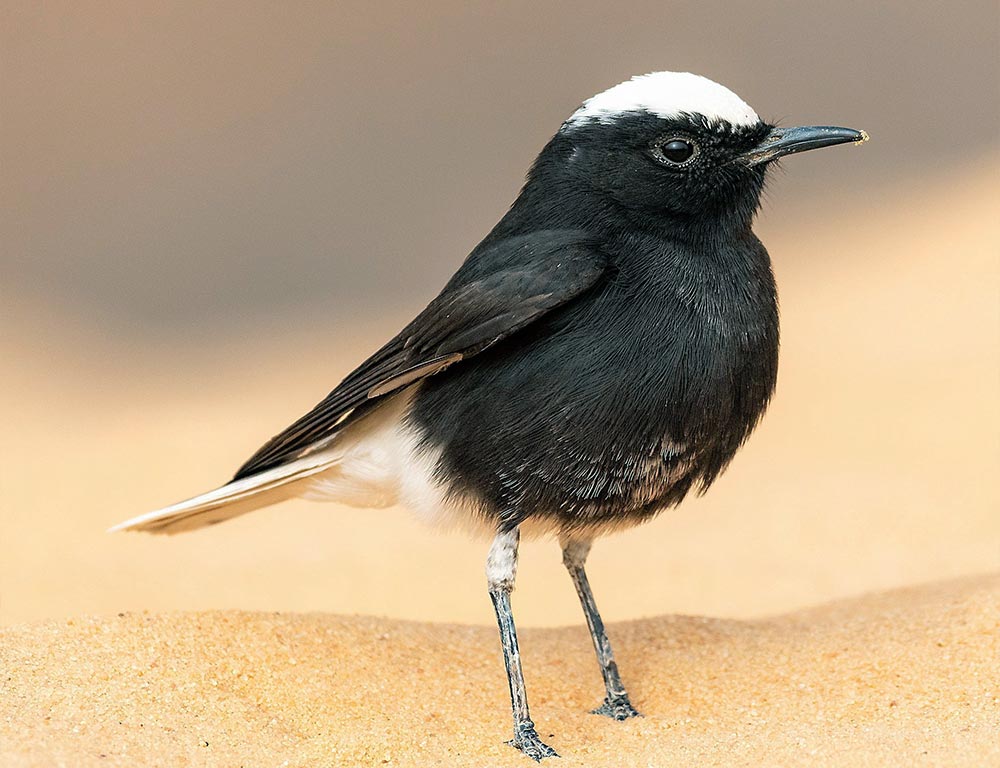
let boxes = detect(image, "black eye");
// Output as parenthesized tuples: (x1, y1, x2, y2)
(656, 138, 696, 165)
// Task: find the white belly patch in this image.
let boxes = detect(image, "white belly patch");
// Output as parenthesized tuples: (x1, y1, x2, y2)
(301, 389, 491, 536)
(299, 388, 668, 542)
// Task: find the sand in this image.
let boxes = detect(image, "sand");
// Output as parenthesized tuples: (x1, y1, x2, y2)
(2, 573, 997, 767)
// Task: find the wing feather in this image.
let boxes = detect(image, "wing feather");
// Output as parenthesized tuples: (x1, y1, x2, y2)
(233, 230, 607, 479)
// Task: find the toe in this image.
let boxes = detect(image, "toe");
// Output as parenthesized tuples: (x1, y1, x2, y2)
(592, 695, 642, 720)
(508, 722, 559, 761)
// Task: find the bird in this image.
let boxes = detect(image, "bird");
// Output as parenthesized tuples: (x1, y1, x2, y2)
(111, 71, 867, 760)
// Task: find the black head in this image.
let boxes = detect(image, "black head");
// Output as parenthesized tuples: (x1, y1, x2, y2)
(516, 72, 866, 236)
(561, 111, 773, 224)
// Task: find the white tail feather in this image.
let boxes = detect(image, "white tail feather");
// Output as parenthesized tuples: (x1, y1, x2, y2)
(108, 389, 449, 536)
(108, 452, 339, 535)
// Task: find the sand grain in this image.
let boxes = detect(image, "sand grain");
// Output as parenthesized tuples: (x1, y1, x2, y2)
(2, 574, 997, 767)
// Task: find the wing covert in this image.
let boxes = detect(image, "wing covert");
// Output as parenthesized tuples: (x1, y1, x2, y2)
(233, 230, 607, 479)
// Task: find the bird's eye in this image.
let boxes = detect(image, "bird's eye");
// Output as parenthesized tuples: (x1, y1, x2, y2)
(654, 138, 697, 166)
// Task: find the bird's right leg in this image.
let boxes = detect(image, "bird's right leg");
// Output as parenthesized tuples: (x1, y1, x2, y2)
(561, 536, 640, 720)
(487, 527, 558, 761)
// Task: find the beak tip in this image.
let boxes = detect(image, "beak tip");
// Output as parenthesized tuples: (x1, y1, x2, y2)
(745, 125, 870, 165)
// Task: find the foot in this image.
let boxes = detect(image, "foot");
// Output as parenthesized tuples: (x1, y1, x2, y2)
(508, 721, 558, 761)
(592, 694, 641, 720)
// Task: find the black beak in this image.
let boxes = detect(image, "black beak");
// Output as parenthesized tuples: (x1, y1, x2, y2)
(742, 125, 868, 166)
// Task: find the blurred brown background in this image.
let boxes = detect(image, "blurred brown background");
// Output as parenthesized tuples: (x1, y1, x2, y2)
(2, 1, 998, 628)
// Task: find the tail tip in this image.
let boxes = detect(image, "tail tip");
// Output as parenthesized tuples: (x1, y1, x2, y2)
(106, 521, 131, 534)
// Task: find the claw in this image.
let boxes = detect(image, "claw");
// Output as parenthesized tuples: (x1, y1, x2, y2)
(592, 694, 641, 721)
(508, 721, 558, 761)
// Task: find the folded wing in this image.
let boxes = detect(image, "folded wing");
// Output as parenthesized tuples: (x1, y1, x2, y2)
(233, 229, 608, 479)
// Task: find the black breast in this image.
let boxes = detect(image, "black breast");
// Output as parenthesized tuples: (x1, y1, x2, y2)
(408, 230, 779, 533)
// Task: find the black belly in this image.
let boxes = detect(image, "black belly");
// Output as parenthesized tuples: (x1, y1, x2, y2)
(408, 281, 779, 533)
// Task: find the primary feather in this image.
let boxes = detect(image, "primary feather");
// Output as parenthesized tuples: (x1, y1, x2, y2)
(112, 230, 607, 534)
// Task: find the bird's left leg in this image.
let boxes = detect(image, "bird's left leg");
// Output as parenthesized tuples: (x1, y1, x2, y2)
(488, 527, 558, 761)
(560, 536, 641, 720)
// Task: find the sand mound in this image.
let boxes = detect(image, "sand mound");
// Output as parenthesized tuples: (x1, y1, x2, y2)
(2, 573, 997, 767)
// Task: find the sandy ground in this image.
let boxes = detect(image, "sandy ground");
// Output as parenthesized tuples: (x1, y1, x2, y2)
(2, 573, 997, 767)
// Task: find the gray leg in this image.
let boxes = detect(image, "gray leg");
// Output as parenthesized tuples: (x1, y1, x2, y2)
(487, 528, 558, 761)
(561, 537, 640, 720)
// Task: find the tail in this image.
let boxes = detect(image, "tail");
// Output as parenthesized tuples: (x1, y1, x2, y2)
(108, 452, 338, 535)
